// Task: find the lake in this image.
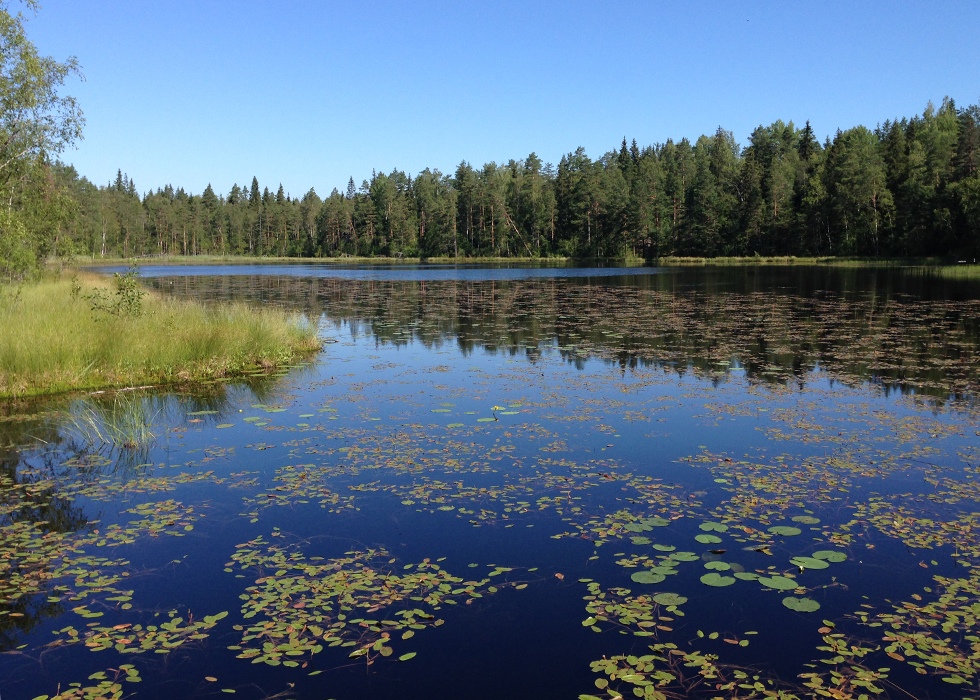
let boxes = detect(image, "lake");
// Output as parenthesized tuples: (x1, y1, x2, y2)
(2, 263, 980, 700)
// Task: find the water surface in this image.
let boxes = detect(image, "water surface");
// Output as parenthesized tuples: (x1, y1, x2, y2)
(3, 264, 980, 699)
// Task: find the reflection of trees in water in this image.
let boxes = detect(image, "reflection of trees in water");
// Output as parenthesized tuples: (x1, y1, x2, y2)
(0, 438, 86, 649)
(145, 270, 980, 402)
(0, 378, 281, 650)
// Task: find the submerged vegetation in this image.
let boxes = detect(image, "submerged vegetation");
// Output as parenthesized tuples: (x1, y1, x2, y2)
(0, 271, 320, 398)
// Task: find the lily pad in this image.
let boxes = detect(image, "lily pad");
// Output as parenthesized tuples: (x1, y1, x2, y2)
(695, 534, 723, 544)
(768, 526, 802, 536)
(812, 550, 847, 563)
(652, 593, 688, 606)
(630, 570, 666, 584)
(791, 515, 821, 524)
(790, 556, 830, 570)
(782, 597, 821, 613)
(700, 572, 736, 587)
(699, 522, 728, 533)
(670, 551, 700, 562)
(759, 575, 799, 591)
(703, 561, 731, 571)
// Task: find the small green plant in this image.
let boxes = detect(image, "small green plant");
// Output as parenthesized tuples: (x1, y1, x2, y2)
(0, 282, 24, 307)
(85, 267, 146, 319)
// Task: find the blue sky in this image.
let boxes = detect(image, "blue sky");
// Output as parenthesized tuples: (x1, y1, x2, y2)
(29, 0, 980, 200)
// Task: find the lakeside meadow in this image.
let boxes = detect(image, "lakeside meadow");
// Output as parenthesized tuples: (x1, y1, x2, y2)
(0, 270, 320, 398)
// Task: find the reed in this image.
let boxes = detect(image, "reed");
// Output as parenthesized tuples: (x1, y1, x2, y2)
(64, 392, 158, 450)
(0, 272, 320, 398)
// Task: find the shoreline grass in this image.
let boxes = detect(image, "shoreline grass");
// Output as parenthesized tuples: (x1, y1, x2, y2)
(0, 271, 321, 399)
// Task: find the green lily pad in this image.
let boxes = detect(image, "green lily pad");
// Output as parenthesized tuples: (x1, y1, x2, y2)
(631, 570, 667, 584)
(652, 544, 676, 552)
(782, 597, 821, 613)
(790, 556, 830, 570)
(398, 651, 417, 661)
(759, 575, 799, 591)
(700, 572, 736, 587)
(941, 676, 968, 685)
(791, 515, 821, 524)
(652, 593, 688, 606)
(695, 534, 723, 544)
(812, 550, 847, 563)
(630, 536, 652, 545)
(670, 551, 700, 562)
(734, 572, 761, 581)
(768, 526, 802, 536)
(704, 561, 731, 571)
(699, 522, 728, 532)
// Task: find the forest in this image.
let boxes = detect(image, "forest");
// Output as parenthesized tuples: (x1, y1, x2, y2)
(31, 98, 980, 264)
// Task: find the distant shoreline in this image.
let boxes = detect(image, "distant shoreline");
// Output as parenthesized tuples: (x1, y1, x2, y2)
(66, 254, 980, 269)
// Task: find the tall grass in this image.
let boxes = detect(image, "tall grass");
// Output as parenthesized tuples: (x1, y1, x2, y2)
(0, 272, 320, 398)
(909, 263, 980, 280)
(64, 392, 158, 450)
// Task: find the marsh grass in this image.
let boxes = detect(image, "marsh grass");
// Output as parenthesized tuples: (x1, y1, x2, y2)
(909, 263, 980, 280)
(64, 392, 158, 450)
(0, 272, 320, 398)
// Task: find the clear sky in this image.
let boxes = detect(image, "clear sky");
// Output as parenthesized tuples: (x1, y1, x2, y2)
(27, 0, 980, 200)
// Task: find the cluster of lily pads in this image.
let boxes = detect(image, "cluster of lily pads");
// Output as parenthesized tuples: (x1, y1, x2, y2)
(239, 463, 356, 520)
(226, 537, 526, 668)
(53, 610, 228, 654)
(31, 665, 142, 700)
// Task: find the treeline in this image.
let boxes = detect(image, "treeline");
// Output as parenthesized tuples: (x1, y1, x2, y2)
(57, 98, 980, 261)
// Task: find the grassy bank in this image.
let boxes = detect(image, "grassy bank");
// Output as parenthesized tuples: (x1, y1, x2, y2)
(0, 272, 321, 398)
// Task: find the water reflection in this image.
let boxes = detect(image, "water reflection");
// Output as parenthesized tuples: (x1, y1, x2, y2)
(141, 267, 980, 404)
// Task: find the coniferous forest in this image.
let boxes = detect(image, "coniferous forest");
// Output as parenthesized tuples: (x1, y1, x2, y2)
(47, 98, 980, 262)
